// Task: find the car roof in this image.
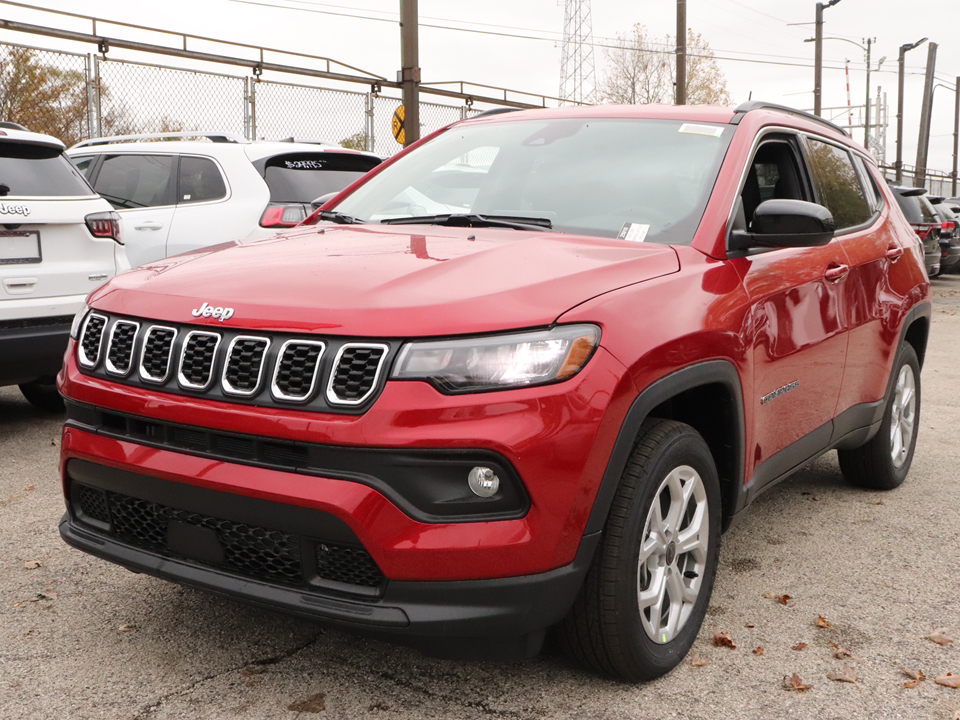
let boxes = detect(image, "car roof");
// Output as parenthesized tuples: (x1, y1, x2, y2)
(66, 133, 378, 163)
(0, 125, 65, 151)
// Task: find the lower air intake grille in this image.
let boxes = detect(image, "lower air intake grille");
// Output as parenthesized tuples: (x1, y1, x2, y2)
(316, 543, 386, 588)
(107, 491, 303, 584)
(73, 485, 386, 592)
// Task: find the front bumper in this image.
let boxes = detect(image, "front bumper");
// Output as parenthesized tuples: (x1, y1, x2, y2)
(60, 456, 598, 659)
(0, 314, 72, 385)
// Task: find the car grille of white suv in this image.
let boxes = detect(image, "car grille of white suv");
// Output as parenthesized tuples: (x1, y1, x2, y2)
(79, 313, 392, 412)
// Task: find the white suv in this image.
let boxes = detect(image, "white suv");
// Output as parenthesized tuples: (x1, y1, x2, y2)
(66, 133, 382, 267)
(0, 122, 126, 410)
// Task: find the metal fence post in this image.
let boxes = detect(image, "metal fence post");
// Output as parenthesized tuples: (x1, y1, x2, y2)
(244, 77, 252, 140)
(86, 53, 101, 139)
(365, 92, 375, 153)
(249, 77, 258, 140)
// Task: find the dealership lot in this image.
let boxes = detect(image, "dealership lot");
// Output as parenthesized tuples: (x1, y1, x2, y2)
(2, 276, 959, 720)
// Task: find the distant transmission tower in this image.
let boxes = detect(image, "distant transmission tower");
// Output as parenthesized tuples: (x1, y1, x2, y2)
(558, 0, 596, 105)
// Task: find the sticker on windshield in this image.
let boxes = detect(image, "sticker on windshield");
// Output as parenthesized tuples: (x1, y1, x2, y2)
(618, 223, 649, 242)
(679, 123, 724, 138)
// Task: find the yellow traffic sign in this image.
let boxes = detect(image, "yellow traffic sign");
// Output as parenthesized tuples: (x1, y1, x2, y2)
(392, 105, 405, 145)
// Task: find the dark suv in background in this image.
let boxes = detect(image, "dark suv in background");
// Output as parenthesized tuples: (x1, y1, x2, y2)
(929, 196, 960, 274)
(890, 185, 942, 276)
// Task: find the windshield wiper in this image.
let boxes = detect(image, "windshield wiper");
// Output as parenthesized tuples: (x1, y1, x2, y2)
(316, 210, 365, 225)
(380, 213, 552, 231)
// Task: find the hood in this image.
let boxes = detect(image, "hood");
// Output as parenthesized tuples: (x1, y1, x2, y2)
(90, 225, 680, 337)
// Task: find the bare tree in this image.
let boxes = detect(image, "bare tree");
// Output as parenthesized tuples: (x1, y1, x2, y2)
(598, 25, 732, 106)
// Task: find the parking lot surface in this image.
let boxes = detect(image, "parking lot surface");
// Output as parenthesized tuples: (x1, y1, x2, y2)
(2, 276, 959, 720)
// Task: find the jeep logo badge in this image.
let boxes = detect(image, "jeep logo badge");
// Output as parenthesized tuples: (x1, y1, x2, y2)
(191, 302, 235, 322)
(0, 203, 30, 217)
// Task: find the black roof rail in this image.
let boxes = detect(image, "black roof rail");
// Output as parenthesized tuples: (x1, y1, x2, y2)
(467, 108, 524, 120)
(731, 101, 849, 137)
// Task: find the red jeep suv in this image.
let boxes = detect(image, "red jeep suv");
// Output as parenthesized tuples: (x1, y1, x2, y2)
(58, 102, 931, 682)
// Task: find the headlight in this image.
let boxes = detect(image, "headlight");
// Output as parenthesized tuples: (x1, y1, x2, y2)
(391, 324, 600, 393)
(69, 303, 90, 340)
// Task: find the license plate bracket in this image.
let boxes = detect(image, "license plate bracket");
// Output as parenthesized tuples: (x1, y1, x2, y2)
(0, 230, 41, 264)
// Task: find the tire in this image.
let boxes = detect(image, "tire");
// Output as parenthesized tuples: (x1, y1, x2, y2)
(558, 419, 722, 682)
(838, 343, 920, 490)
(18, 378, 65, 413)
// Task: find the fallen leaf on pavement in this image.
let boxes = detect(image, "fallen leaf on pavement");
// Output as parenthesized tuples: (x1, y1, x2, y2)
(826, 665, 857, 683)
(816, 615, 831, 629)
(762, 593, 792, 605)
(690, 653, 710, 667)
(713, 631, 736, 649)
(832, 646, 852, 659)
(288, 693, 326, 713)
(753, 647, 765, 655)
(745, 622, 755, 628)
(936, 673, 960, 689)
(792, 642, 808, 651)
(118, 624, 136, 632)
(241, 667, 266, 677)
(901, 668, 925, 681)
(783, 673, 812, 691)
(930, 628, 955, 647)
(23, 560, 41, 569)
(25, 485, 34, 491)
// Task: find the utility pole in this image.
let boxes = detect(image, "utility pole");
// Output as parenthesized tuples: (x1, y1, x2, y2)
(400, 0, 420, 147)
(896, 37, 928, 183)
(813, 0, 841, 117)
(954, 76, 959, 196)
(676, 0, 686, 105)
(915, 42, 938, 186)
(863, 38, 873, 149)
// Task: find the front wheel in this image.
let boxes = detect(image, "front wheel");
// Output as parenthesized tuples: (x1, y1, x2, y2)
(558, 419, 721, 682)
(838, 343, 920, 490)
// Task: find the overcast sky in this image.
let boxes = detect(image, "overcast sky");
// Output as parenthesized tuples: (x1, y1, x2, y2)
(3, 0, 959, 173)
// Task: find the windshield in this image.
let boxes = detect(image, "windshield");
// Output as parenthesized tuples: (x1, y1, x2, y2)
(333, 117, 732, 244)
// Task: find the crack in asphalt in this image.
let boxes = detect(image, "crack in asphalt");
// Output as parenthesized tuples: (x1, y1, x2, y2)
(130, 632, 323, 719)
(375, 671, 531, 718)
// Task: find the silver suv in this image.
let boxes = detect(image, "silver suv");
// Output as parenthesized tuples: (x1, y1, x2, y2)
(0, 122, 126, 410)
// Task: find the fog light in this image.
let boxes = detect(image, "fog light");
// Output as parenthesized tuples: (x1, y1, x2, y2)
(468, 466, 500, 498)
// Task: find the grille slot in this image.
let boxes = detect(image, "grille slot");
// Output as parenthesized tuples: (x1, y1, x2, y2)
(222, 336, 270, 396)
(76, 484, 111, 524)
(327, 343, 389, 406)
(272, 340, 325, 402)
(105, 320, 140, 376)
(316, 543, 386, 588)
(139, 326, 178, 383)
(178, 331, 221, 390)
(78, 314, 108, 368)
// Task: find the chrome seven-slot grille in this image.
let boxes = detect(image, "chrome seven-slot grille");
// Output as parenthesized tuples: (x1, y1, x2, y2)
(77, 312, 392, 412)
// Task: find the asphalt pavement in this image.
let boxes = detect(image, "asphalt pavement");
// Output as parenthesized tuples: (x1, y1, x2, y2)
(2, 276, 959, 720)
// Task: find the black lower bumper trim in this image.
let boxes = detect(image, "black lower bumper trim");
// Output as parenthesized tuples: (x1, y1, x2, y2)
(0, 320, 70, 386)
(60, 514, 598, 659)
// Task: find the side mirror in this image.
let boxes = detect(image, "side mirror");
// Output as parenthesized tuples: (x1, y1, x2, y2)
(730, 199, 836, 251)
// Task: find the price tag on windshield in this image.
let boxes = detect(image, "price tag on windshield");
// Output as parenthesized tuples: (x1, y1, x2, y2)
(618, 223, 649, 243)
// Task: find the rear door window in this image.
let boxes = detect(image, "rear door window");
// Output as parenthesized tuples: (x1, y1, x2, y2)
(177, 155, 227, 204)
(261, 153, 381, 203)
(805, 138, 871, 230)
(93, 154, 176, 209)
(0, 142, 93, 197)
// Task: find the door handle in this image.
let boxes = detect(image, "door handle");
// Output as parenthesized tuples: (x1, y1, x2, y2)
(885, 246, 904, 262)
(824, 264, 849, 281)
(134, 221, 164, 231)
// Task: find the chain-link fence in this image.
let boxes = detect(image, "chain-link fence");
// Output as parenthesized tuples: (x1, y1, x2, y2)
(0, 41, 91, 146)
(1, 40, 487, 155)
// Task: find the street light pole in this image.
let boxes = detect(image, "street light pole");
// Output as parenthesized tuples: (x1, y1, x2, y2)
(896, 37, 928, 184)
(813, 0, 841, 117)
(864, 38, 872, 149)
